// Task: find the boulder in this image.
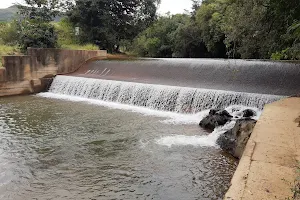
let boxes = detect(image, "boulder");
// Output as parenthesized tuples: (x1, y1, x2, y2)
(217, 119, 257, 159)
(242, 109, 256, 118)
(199, 109, 233, 131)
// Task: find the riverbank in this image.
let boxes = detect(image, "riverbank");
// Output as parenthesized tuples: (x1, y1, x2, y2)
(225, 97, 300, 199)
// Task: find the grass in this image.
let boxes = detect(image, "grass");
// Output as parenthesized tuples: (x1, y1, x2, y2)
(0, 43, 100, 67)
(0, 44, 20, 67)
(60, 44, 99, 51)
(286, 162, 300, 200)
(292, 163, 300, 200)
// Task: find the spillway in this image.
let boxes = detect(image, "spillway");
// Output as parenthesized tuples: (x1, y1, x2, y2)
(49, 75, 283, 113)
(73, 58, 300, 96)
(47, 58, 300, 113)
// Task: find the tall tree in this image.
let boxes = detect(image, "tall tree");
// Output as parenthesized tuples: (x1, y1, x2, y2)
(16, 0, 64, 51)
(224, 0, 300, 59)
(195, 0, 228, 58)
(133, 14, 192, 57)
(68, 0, 160, 52)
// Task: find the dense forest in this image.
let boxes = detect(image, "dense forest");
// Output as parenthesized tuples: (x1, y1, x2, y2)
(0, 0, 299, 60)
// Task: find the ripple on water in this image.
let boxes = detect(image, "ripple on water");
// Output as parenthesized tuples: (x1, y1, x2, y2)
(0, 96, 237, 200)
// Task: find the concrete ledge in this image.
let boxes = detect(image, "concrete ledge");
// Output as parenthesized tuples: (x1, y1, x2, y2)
(225, 97, 300, 200)
(0, 81, 33, 96)
(0, 48, 107, 97)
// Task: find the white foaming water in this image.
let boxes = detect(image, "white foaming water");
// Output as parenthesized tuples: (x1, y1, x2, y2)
(48, 75, 283, 112)
(40, 75, 284, 148)
(156, 121, 236, 147)
(38, 92, 207, 124)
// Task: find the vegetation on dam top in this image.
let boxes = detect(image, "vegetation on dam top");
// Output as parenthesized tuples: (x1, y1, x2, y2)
(0, 0, 299, 60)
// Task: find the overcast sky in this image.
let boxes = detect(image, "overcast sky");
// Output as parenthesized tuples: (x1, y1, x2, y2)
(0, 0, 192, 14)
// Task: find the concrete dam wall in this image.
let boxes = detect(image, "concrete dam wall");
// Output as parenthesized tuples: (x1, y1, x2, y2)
(0, 48, 107, 97)
(73, 58, 300, 96)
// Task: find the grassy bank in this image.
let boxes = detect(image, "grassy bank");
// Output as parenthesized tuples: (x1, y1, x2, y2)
(0, 45, 20, 67)
(0, 44, 99, 67)
(60, 44, 99, 51)
(292, 163, 300, 199)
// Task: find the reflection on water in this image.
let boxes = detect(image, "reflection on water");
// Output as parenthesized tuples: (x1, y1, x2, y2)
(0, 96, 237, 200)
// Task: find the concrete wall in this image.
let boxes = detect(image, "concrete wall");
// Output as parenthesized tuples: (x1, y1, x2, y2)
(27, 48, 107, 74)
(224, 97, 300, 200)
(0, 48, 107, 97)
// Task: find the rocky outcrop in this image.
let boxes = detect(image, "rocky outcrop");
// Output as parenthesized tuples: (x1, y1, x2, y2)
(216, 119, 257, 159)
(199, 109, 233, 131)
(199, 108, 258, 159)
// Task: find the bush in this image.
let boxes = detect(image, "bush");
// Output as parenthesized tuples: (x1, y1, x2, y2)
(54, 18, 78, 47)
(18, 21, 57, 52)
(271, 47, 300, 60)
(60, 44, 99, 50)
(0, 21, 19, 46)
(0, 45, 20, 67)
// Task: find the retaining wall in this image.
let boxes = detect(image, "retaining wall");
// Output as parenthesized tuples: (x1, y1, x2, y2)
(224, 97, 300, 200)
(0, 48, 107, 97)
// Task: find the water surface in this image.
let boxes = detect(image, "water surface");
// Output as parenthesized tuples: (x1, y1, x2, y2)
(0, 96, 237, 200)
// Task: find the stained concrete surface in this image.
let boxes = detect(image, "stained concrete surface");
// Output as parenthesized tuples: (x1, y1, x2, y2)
(225, 97, 300, 199)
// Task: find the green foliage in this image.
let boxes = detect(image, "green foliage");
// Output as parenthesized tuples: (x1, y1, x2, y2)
(286, 162, 300, 200)
(133, 0, 229, 58)
(60, 44, 99, 50)
(54, 17, 78, 47)
(0, 45, 19, 55)
(18, 20, 57, 51)
(1, 0, 299, 60)
(195, 0, 227, 57)
(133, 14, 191, 57)
(224, 0, 300, 59)
(68, 0, 159, 52)
(16, 0, 64, 51)
(0, 45, 20, 67)
(0, 21, 19, 45)
(172, 21, 208, 58)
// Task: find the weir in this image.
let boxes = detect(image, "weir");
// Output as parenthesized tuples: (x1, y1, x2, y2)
(46, 58, 300, 112)
(49, 75, 283, 113)
(73, 58, 300, 96)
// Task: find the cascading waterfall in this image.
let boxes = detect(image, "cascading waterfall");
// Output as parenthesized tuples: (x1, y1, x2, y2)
(48, 75, 284, 113)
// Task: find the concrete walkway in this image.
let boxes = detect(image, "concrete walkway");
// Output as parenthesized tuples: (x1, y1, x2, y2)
(225, 97, 300, 200)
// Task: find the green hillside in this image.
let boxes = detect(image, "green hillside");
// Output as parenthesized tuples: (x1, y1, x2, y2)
(0, 5, 62, 22)
(0, 5, 18, 21)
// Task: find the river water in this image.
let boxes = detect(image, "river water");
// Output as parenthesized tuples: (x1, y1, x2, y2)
(0, 95, 237, 200)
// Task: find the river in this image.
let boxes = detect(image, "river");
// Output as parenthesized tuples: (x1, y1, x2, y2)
(0, 95, 237, 200)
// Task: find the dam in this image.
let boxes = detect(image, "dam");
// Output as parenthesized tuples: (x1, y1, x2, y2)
(0, 55, 299, 199)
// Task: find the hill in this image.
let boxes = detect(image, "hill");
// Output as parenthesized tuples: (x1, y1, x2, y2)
(0, 5, 18, 21)
(0, 5, 62, 22)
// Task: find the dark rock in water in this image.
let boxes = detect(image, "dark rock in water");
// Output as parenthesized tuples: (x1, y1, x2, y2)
(209, 109, 219, 115)
(242, 109, 256, 118)
(217, 119, 257, 159)
(199, 109, 233, 131)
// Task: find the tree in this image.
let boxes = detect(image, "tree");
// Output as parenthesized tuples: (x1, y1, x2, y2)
(224, 0, 300, 59)
(133, 14, 191, 57)
(173, 21, 209, 58)
(195, 0, 228, 58)
(16, 0, 64, 51)
(54, 17, 78, 47)
(68, 0, 160, 52)
(0, 21, 19, 45)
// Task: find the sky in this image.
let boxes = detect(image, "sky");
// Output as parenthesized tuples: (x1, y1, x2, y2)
(0, 0, 192, 14)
